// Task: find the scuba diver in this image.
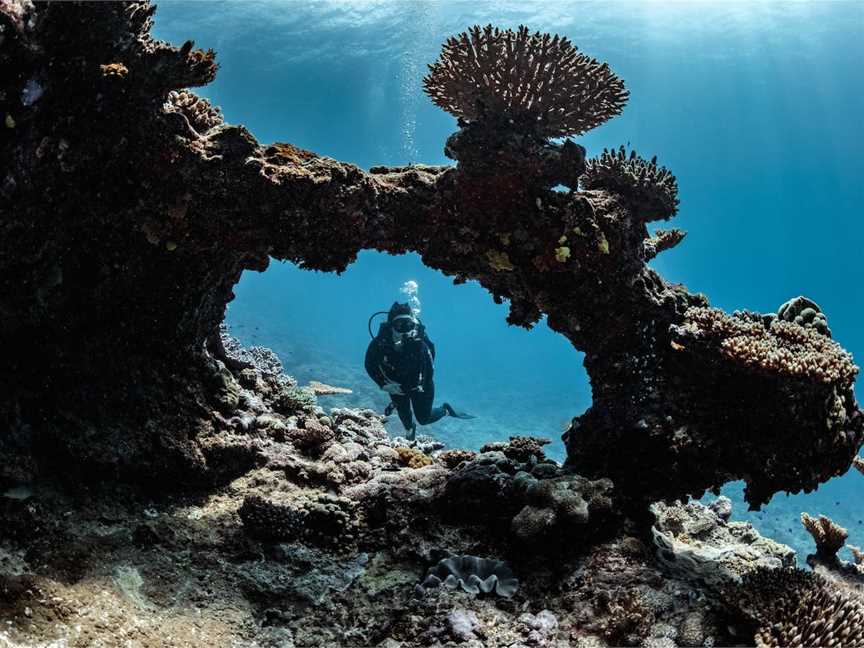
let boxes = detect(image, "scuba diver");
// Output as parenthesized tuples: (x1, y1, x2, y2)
(365, 302, 473, 441)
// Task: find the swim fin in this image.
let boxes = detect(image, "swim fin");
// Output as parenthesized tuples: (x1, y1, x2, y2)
(444, 403, 475, 419)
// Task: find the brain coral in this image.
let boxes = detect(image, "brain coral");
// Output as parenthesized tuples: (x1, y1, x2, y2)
(423, 25, 628, 138)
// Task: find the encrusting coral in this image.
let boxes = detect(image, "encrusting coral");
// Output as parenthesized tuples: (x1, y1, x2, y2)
(730, 567, 864, 648)
(395, 446, 434, 469)
(423, 25, 628, 138)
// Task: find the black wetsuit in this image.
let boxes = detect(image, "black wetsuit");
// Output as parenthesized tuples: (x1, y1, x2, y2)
(364, 323, 448, 432)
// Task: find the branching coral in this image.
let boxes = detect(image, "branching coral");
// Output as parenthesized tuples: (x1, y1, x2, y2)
(165, 89, 223, 135)
(644, 228, 686, 261)
(676, 307, 858, 386)
(581, 146, 680, 221)
(731, 567, 864, 648)
(801, 513, 849, 560)
(423, 25, 628, 138)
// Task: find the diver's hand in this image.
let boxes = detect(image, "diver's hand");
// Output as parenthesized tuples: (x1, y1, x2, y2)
(381, 381, 404, 396)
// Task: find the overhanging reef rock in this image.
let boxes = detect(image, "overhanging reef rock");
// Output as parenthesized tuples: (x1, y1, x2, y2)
(1, 2, 862, 510)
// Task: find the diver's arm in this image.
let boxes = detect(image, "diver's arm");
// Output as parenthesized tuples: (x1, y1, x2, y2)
(364, 340, 389, 387)
(423, 331, 436, 361)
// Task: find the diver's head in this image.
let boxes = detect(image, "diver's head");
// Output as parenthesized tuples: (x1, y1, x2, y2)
(387, 302, 418, 346)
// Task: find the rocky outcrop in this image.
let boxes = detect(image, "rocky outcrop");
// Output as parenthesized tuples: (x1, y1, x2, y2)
(1, 1, 862, 521)
(650, 498, 795, 591)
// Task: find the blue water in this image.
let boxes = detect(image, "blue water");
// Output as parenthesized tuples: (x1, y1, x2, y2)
(153, 1, 864, 560)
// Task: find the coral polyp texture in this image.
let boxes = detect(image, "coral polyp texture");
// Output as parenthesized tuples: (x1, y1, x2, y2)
(581, 146, 680, 220)
(732, 568, 864, 648)
(423, 25, 629, 138)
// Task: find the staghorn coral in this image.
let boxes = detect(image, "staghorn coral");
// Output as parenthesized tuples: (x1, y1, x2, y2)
(801, 513, 848, 560)
(581, 146, 680, 221)
(395, 446, 433, 469)
(436, 449, 476, 469)
(415, 555, 518, 598)
(423, 25, 628, 138)
(731, 567, 864, 648)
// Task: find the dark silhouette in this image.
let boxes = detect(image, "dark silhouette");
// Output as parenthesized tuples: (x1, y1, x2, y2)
(365, 302, 472, 440)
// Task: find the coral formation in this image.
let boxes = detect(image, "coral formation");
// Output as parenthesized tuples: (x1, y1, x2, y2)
(436, 449, 476, 469)
(0, 15, 863, 648)
(731, 567, 864, 648)
(676, 306, 857, 385)
(644, 228, 686, 261)
(415, 555, 518, 598)
(480, 435, 551, 463)
(651, 499, 795, 590)
(581, 146, 680, 221)
(307, 380, 353, 395)
(511, 473, 615, 543)
(0, 1, 860, 514)
(778, 295, 832, 337)
(238, 491, 359, 547)
(423, 25, 628, 138)
(801, 512, 848, 560)
(395, 446, 434, 469)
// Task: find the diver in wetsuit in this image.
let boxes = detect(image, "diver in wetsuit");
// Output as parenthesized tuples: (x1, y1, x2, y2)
(365, 302, 472, 441)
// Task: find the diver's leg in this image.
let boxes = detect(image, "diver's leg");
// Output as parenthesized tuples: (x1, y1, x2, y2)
(390, 394, 415, 435)
(411, 382, 448, 425)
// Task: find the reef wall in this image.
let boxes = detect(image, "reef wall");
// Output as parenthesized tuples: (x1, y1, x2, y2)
(0, 2, 861, 509)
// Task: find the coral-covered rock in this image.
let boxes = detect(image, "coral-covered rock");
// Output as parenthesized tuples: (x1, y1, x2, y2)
(436, 449, 476, 469)
(395, 446, 434, 469)
(238, 491, 358, 546)
(650, 499, 795, 590)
